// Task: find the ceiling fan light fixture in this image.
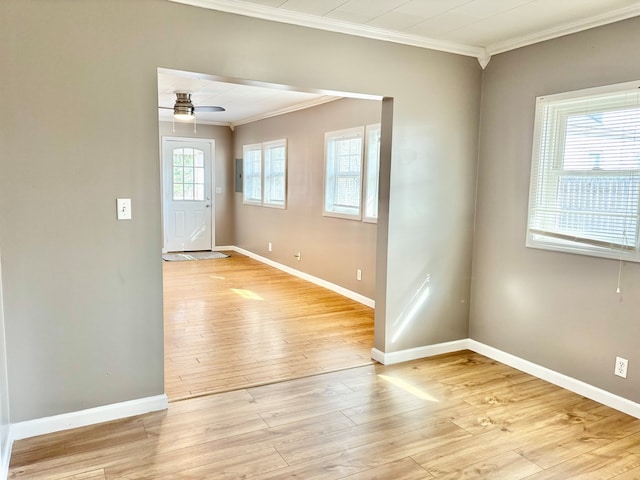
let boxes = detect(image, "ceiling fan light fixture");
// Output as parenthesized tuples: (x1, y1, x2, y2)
(173, 92, 195, 120)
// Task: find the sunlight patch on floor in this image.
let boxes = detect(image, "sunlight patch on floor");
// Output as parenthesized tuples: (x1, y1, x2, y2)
(378, 374, 439, 402)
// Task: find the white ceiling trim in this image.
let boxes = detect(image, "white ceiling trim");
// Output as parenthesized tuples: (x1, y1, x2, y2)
(169, 0, 485, 59)
(230, 96, 341, 129)
(485, 3, 640, 55)
(169, 0, 640, 68)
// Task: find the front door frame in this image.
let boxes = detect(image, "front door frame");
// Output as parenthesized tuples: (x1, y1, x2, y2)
(160, 136, 216, 253)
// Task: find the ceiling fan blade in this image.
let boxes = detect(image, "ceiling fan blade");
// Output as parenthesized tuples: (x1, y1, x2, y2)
(194, 106, 225, 113)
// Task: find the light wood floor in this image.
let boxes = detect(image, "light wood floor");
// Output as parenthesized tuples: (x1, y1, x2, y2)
(163, 252, 374, 400)
(10, 350, 640, 479)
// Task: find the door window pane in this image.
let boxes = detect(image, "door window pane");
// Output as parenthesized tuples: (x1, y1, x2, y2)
(172, 147, 205, 201)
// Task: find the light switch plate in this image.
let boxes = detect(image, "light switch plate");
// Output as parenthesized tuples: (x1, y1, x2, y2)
(117, 198, 132, 220)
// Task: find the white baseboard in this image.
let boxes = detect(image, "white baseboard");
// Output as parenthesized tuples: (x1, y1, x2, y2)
(467, 340, 640, 420)
(371, 339, 470, 365)
(223, 246, 375, 308)
(371, 339, 640, 420)
(11, 394, 168, 441)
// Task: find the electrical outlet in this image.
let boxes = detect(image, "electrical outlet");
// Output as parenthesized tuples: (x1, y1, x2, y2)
(615, 356, 628, 378)
(268, 242, 272, 252)
(294, 252, 301, 261)
(357, 269, 362, 281)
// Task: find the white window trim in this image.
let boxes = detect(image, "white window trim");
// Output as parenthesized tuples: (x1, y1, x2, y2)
(526, 80, 640, 262)
(323, 126, 365, 221)
(363, 123, 381, 223)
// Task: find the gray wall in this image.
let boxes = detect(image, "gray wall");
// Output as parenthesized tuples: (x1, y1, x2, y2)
(383, 55, 481, 352)
(471, 17, 640, 403)
(233, 98, 381, 299)
(0, 0, 481, 422)
(159, 121, 235, 246)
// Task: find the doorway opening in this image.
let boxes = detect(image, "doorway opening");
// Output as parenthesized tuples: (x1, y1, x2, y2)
(158, 68, 389, 401)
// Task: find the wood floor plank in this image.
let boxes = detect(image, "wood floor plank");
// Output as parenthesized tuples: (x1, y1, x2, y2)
(341, 457, 433, 479)
(434, 450, 542, 480)
(11, 351, 640, 479)
(163, 252, 374, 400)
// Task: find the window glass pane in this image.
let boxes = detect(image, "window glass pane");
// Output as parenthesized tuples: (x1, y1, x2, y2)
(194, 167, 204, 184)
(184, 149, 194, 167)
(564, 109, 640, 171)
(194, 184, 204, 201)
(194, 150, 204, 167)
(264, 140, 287, 207)
(173, 167, 183, 184)
(183, 184, 194, 200)
(184, 167, 194, 183)
(243, 144, 262, 204)
(173, 184, 183, 200)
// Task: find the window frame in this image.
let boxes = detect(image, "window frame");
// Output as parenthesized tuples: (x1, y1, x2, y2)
(242, 139, 288, 208)
(363, 123, 381, 223)
(323, 126, 365, 220)
(526, 80, 640, 262)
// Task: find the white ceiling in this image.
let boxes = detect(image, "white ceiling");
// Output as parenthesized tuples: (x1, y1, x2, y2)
(157, 70, 351, 127)
(160, 0, 640, 126)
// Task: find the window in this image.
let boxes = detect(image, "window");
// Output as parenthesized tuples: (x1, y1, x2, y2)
(527, 81, 640, 261)
(243, 140, 287, 208)
(173, 147, 205, 201)
(263, 139, 287, 208)
(242, 144, 262, 205)
(324, 127, 365, 219)
(364, 124, 381, 223)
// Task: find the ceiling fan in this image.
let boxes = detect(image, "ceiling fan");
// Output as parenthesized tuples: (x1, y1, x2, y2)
(160, 91, 225, 132)
(159, 91, 225, 119)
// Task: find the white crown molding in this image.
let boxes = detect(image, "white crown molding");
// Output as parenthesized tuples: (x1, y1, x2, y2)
(169, 0, 485, 59)
(170, 0, 640, 67)
(231, 96, 340, 128)
(484, 3, 640, 56)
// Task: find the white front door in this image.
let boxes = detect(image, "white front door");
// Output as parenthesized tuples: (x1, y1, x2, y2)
(162, 138, 214, 252)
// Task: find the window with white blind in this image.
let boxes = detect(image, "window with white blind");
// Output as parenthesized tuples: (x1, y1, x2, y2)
(263, 139, 287, 208)
(242, 144, 262, 205)
(527, 81, 640, 262)
(324, 127, 365, 220)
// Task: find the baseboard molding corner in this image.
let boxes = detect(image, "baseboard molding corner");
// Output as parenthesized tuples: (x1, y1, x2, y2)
(229, 246, 375, 308)
(0, 428, 12, 480)
(370, 339, 470, 365)
(11, 394, 168, 441)
(468, 340, 640, 420)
